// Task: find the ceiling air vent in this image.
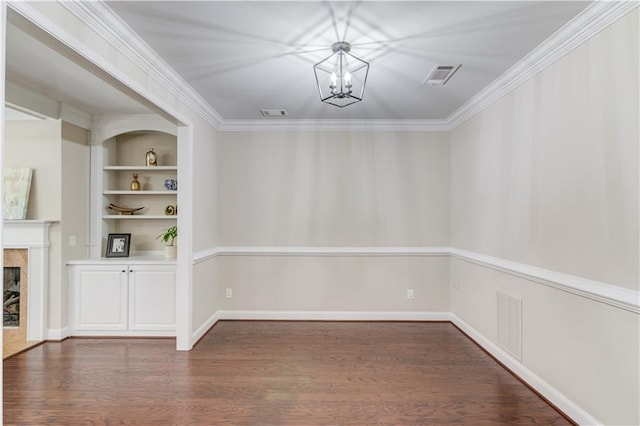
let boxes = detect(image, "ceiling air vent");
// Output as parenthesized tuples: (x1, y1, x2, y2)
(261, 109, 288, 117)
(423, 64, 461, 86)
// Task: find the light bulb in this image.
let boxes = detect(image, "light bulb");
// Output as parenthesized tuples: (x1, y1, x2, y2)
(344, 72, 352, 85)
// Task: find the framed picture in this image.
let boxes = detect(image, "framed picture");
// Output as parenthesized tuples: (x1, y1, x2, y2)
(106, 234, 131, 258)
(3, 167, 33, 220)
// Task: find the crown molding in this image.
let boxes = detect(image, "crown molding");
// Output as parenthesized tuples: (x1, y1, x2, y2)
(11, 0, 636, 133)
(210, 0, 639, 132)
(219, 119, 450, 132)
(447, 0, 639, 130)
(57, 1, 224, 129)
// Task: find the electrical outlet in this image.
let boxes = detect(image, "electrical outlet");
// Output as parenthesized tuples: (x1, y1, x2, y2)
(69, 235, 77, 247)
(225, 288, 233, 299)
(407, 289, 415, 300)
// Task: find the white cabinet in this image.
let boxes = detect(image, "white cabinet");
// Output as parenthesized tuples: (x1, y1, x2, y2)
(72, 265, 128, 332)
(70, 263, 176, 336)
(129, 266, 176, 331)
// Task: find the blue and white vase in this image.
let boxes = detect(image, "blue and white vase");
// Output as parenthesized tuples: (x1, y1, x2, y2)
(164, 179, 177, 191)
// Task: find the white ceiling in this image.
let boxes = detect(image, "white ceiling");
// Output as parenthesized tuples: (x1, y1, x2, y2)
(105, 1, 591, 121)
(4, 1, 591, 124)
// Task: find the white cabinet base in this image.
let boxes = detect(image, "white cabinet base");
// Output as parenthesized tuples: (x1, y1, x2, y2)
(69, 262, 176, 337)
(129, 266, 176, 331)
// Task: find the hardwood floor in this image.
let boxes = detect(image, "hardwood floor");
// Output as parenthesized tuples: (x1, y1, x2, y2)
(2, 337, 42, 360)
(3, 321, 572, 425)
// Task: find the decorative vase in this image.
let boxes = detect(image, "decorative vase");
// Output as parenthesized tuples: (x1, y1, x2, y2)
(164, 245, 177, 259)
(145, 148, 157, 166)
(130, 173, 141, 191)
(164, 179, 177, 190)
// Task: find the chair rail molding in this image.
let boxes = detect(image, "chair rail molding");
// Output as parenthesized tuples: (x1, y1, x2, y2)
(450, 248, 640, 314)
(194, 246, 640, 313)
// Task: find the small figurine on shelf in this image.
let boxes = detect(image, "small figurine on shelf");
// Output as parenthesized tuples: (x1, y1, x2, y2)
(145, 148, 157, 166)
(164, 179, 177, 190)
(130, 173, 141, 191)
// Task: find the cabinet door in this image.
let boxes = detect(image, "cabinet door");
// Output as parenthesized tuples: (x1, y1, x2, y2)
(128, 265, 176, 331)
(71, 265, 128, 331)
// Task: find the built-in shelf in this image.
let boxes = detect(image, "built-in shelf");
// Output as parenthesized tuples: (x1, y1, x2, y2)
(103, 190, 178, 195)
(103, 215, 178, 220)
(103, 166, 177, 171)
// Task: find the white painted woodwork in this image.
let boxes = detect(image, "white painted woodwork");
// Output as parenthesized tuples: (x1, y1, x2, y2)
(69, 263, 176, 336)
(194, 245, 639, 313)
(103, 166, 177, 171)
(3, 220, 55, 341)
(128, 265, 176, 331)
(72, 265, 128, 331)
(89, 115, 178, 258)
(102, 215, 178, 220)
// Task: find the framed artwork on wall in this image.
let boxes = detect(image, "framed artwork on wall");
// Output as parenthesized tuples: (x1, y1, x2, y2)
(3, 168, 33, 220)
(106, 234, 131, 258)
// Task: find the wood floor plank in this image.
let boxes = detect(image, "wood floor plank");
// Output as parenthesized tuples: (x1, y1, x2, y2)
(3, 321, 572, 425)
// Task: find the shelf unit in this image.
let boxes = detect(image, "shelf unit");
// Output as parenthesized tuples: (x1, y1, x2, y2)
(102, 215, 178, 220)
(95, 127, 178, 254)
(103, 166, 177, 171)
(103, 190, 178, 195)
(77, 117, 181, 338)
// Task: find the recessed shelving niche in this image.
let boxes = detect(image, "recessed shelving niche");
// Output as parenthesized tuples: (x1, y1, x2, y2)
(100, 130, 178, 252)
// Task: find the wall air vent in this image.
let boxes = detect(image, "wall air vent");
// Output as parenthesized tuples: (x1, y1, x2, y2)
(497, 291, 522, 361)
(261, 109, 288, 117)
(423, 64, 461, 86)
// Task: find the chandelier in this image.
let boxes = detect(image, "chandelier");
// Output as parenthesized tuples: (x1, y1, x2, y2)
(313, 41, 370, 108)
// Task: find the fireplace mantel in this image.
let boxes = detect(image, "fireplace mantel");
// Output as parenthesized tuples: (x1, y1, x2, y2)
(4, 220, 56, 247)
(3, 220, 58, 341)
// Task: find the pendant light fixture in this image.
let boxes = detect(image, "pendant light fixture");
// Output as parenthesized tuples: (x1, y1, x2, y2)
(313, 41, 369, 108)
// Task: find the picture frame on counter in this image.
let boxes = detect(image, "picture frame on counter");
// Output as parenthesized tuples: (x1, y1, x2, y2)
(106, 233, 131, 258)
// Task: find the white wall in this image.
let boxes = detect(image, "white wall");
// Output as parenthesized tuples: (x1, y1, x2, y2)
(216, 130, 451, 314)
(218, 131, 450, 246)
(60, 121, 90, 334)
(5, 119, 62, 220)
(4, 119, 90, 335)
(450, 10, 639, 425)
(217, 255, 449, 313)
(191, 119, 219, 334)
(450, 11, 638, 290)
(5, 119, 64, 333)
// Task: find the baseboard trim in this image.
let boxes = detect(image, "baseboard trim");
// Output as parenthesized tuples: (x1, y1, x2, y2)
(47, 327, 70, 341)
(450, 314, 600, 426)
(217, 310, 452, 322)
(69, 330, 176, 337)
(191, 311, 221, 346)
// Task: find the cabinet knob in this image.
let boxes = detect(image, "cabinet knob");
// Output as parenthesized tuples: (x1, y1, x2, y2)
(129, 270, 133, 273)
(122, 270, 126, 273)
